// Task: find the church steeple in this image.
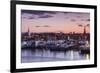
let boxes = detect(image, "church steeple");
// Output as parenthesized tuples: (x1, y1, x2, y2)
(83, 26, 87, 40)
(27, 27, 30, 36)
(83, 26, 86, 35)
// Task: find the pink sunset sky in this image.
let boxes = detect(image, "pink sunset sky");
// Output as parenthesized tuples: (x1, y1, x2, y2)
(21, 10, 90, 33)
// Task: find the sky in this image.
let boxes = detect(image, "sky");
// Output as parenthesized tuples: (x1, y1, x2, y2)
(21, 10, 90, 33)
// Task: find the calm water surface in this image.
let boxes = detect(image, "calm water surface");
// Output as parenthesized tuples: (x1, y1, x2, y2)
(21, 49, 90, 63)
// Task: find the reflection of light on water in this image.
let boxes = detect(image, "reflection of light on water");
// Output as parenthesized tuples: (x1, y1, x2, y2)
(70, 50, 74, 60)
(86, 54, 90, 60)
(21, 49, 90, 63)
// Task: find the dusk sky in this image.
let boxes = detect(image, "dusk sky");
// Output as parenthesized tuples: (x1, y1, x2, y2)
(21, 10, 90, 33)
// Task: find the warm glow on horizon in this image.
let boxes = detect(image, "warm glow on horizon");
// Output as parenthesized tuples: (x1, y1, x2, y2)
(21, 10, 90, 33)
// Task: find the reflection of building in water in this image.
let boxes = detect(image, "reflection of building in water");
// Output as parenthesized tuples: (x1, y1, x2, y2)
(70, 50, 74, 60)
(86, 54, 90, 60)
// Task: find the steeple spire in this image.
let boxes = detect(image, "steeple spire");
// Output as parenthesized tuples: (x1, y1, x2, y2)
(83, 26, 87, 40)
(28, 27, 30, 36)
(83, 26, 86, 35)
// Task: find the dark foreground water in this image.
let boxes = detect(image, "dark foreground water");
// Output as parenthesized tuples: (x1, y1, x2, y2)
(21, 49, 90, 63)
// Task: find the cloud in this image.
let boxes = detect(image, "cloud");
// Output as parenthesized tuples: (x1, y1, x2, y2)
(38, 15, 53, 18)
(21, 10, 44, 15)
(28, 16, 35, 19)
(76, 16, 82, 18)
(70, 19, 76, 22)
(78, 24, 83, 27)
(81, 19, 90, 21)
(35, 25, 50, 28)
(21, 10, 57, 15)
(86, 24, 90, 27)
(86, 19, 90, 21)
(43, 25, 50, 27)
(63, 12, 72, 14)
(77, 23, 90, 27)
(21, 13, 36, 20)
(35, 26, 41, 27)
(21, 10, 57, 19)
(44, 12, 57, 14)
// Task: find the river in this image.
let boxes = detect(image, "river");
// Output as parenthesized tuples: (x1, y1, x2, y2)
(21, 49, 90, 63)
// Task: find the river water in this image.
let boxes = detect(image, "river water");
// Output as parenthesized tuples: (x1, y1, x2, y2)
(21, 49, 90, 63)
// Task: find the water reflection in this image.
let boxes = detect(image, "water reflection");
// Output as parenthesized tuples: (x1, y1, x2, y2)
(21, 49, 90, 63)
